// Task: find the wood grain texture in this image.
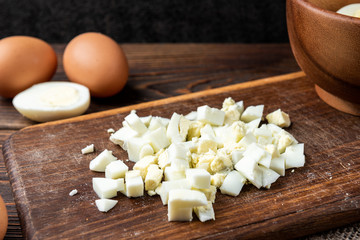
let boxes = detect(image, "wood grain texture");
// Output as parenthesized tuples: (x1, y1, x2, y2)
(3, 72, 360, 239)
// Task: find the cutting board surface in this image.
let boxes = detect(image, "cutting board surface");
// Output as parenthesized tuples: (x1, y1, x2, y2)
(3, 72, 360, 239)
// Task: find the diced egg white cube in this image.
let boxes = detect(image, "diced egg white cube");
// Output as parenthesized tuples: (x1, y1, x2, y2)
(164, 166, 186, 181)
(241, 105, 264, 123)
(258, 151, 272, 169)
(231, 149, 244, 165)
(265, 144, 280, 159)
(89, 149, 117, 172)
(238, 133, 257, 148)
(109, 126, 138, 150)
(133, 155, 157, 179)
(197, 105, 225, 126)
(213, 125, 233, 146)
(168, 189, 207, 209)
(105, 160, 129, 179)
(159, 179, 191, 205)
(148, 116, 166, 130)
(245, 118, 262, 134)
(179, 116, 191, 141)
(125, 175, 144, 198)
(144, 126, 170, 152)
(125, 137, 150, 162)
(224, 105, 241, 125)
(95, 199, 118, 212)
(267, 123, 283, 135)
(284, 143, 305, 169)
(186, 168, 211, 189)
(254, 125, 272, 138)
(185, 111, 197, 121)
(167, 113, 189, 143)
(236, 100, 244, 115)
(168, 206, 193, 222)
(158, 149, 170, 170)
(115, 178, 125, 192)
(125, 169, 141, 179)
(145, 164, 163, 191)
(92, 177, 119, 199)
(235, 155, 262, 189)
(220, 170, 246, 196)
(200, 124, 216, 140)
(139, 143, 154, 159)
(194, 201, 215, 222)
(125, 111, 148, 135)
(171, 158, 190, 170)
(168, 143, 188, 161)
(140, 115, 152, 127)
(243, 143, 266, 163)
(259, 165, 280, 188)
(167, 143, 190, 169)
(270, 155, 285, 176)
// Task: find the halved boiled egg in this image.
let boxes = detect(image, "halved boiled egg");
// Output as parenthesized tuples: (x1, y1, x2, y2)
(337, 3, 360, 18)
(13, 81, 90, 122)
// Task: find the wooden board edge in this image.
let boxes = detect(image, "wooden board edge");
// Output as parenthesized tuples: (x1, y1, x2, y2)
(1, 140, 35, 239)
(0, 70, 305, 238)
(23, 71, 306, 129)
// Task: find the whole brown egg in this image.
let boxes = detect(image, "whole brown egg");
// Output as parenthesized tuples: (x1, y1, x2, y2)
(0, 195, 7, 239)
(63, 32, 129, 98)
(0, 36, 57, 98)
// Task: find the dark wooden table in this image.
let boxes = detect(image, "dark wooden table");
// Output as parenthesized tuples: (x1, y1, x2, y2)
(0, 43, 358, 239)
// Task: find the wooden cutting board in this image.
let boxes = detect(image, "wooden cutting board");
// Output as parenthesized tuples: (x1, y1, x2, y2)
(3, 72, 360, 239)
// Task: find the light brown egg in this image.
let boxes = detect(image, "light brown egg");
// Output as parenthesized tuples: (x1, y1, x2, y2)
(63, 32, 129, 98)
(0, 195, 8, 239)
(0, 36, 57, 98)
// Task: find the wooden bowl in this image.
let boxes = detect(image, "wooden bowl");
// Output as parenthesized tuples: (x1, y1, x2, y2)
(287, 0, 360, 115)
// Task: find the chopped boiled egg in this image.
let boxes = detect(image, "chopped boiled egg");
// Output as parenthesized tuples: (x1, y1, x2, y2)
(95, 199, 118, 212)
(89, 149, 117, 172)
(81, 144, 94, 154)
(167, 189, 207, 221)
(266, 109, 291, 128)
(194, 201, 215, 222)
(105, 160, 129, 179)
(92, 178, 119, 199)
(89, 97, 305, 222)
(220, 170, 246, 196)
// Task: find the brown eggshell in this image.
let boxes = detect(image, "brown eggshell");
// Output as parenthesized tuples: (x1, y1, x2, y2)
(0, 36, 57, 98)
(0, 195, 8, 239)
(63, 32, 129, 98)
(287, 0, 360, 115)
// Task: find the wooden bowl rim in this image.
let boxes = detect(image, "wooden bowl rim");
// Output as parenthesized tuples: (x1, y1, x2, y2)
(291, 0, 360, 23)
